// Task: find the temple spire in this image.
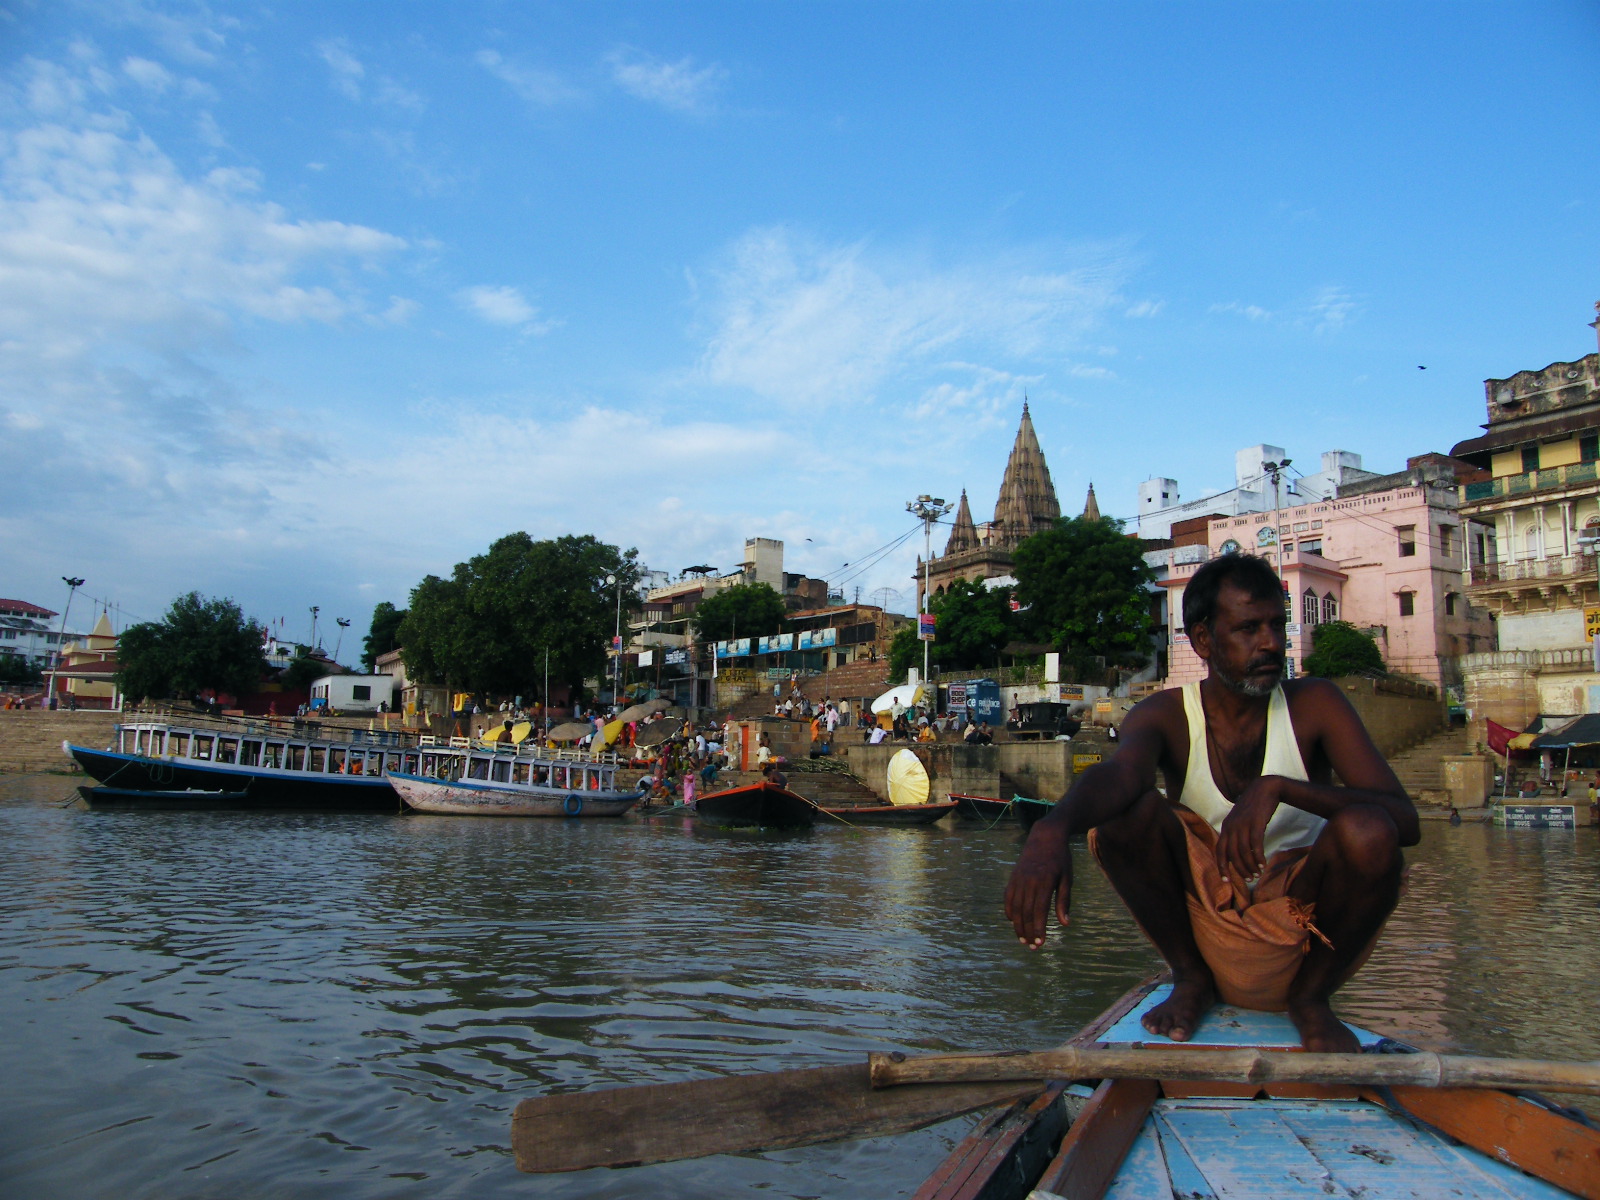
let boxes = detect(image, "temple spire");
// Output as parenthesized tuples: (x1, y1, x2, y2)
(991, 400, 1060, 548)
(944, 489, 978, 554)
(1082, 483, 1100, 522)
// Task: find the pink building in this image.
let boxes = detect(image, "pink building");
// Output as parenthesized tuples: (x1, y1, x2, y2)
(1162, 476, 1492, 691)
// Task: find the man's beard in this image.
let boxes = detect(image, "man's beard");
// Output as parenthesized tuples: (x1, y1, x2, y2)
(1213, 655, 1283, 698)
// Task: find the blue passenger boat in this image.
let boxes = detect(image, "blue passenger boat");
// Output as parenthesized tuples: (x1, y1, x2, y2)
(913, 978, 1598, 1200)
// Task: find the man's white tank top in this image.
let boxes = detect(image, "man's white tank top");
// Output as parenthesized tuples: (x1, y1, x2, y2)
(1180, 681, 1325, 859)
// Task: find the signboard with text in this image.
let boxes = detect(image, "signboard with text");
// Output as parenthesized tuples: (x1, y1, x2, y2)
(1586, 608, 1600, 642)
(918, 613, 937, 642)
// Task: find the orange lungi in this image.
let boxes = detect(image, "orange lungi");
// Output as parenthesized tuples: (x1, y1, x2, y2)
(1091, 808, 1381, 1012)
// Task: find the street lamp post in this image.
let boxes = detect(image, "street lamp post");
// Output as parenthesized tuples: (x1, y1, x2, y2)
(44, 576, 84, 709)
(906, 495, 954, 687)
(605, 573, 622, 708)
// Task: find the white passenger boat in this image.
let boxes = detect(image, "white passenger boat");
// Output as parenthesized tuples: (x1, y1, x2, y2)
(387, 753, 641, 817)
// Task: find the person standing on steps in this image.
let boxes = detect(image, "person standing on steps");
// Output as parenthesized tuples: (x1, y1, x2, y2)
(1004, 552, 1418, 1053)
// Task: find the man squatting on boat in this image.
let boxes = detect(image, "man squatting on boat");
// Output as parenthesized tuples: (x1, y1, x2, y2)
(1005, 553, 1419, 1052)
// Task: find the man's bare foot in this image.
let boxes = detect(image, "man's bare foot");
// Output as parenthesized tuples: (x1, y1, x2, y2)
(1141, 976, 1214, 1042)
(1287, 997, 1359, 1053)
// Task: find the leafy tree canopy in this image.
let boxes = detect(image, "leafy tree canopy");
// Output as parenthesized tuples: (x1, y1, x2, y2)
(889, 578, 1018, 677)
(0, 654, 41, 686)
(1012, 516, 1156, 676)
(399, 532, 641, 700)
(282, 647, 329, 690)
(1303, 620, 1385, 679)
(117, 592, 267, 702)
(361, 601, 407, 671)
(690, 582, 787, 644)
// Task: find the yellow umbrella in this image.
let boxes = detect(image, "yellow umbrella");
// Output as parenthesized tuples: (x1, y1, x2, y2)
(887, 748, 930, 807)
(509, 721, 532, 744)
(602, 718, 624, 746)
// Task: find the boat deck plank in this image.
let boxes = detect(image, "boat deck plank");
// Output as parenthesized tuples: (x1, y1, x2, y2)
(1098, 986, 1383, 1050)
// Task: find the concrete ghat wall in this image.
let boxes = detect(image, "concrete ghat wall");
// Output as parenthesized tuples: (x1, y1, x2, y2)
(836, 741, 1098, 803)
(0, 710, 120, 773)
(1332, 677, 1448, 759)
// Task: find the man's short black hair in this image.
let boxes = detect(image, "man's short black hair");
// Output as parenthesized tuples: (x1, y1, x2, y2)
(1182, 552, 1283, 636)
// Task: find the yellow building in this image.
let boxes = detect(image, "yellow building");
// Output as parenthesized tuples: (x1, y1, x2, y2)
(56, 611, 120, 709)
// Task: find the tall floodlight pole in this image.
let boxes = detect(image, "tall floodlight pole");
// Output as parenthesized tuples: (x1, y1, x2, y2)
(309, 606, 320, 650)
(605, 573, 622, 708)
(44, 576, 84, 708)
(334, 617, 351, 665)
(906, 495, 954, 686)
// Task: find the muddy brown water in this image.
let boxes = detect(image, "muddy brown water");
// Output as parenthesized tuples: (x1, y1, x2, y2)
(2, 773, 1596, 1198)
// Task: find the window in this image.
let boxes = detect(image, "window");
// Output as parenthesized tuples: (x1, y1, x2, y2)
(1322, 592, 1338, 623)
(1525, 523, 1543, 558)
(1302, 589, 1320, 626)
(1521, 443, 1540, 473)
(1474, 532, 1486, 565)
(1299, 538, 1322, 556)
(1438, 525, 1454, 558)
(1445, 592, 1458, 616)
(352, 685, 371, 701)
(1397, 525, 1416, 557)
(1218, 539, 1241, 555)
(1398, 592, 1415, 617)
(1583, 432, 1599, 463)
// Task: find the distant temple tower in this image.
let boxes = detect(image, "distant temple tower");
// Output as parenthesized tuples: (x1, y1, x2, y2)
(919, 402, 1063, 610)
(1082, 483, 1101, 521)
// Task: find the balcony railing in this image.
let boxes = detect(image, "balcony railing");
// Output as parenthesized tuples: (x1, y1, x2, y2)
(1462, 460, 1599, 503)
(1471, 554, 1597, 585)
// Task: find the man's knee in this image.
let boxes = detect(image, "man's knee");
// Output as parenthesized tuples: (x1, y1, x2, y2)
(1321, 804, 1401, 879)
(1093, 790, 1174, 862)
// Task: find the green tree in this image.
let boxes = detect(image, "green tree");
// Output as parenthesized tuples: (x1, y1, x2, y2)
(282, 647, 329, 690)
(361, 601, 407, 671)
(1303, 620, 1385, 678)
(1012, 516, 1156, 675)
(400, 532, 641, 700)
(117, 592, 267, 702)
(888, 579, 1019, 677)
(0, 654, 41, 686)
(690, 582, 787, 644)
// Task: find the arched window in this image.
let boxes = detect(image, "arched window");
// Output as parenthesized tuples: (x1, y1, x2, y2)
(1219, 539, 1241, 555)
(1302, 588, 1319, 626)
(1322, 592, 1338, 623)
(1524, 523, 1543, 559)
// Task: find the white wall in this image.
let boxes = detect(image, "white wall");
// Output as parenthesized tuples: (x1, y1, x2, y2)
(1497, 610, 1586, 652)
(311, 674, 396, 712)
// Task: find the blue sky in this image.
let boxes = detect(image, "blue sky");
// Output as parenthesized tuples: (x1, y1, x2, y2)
(3, 1, 1597, 646)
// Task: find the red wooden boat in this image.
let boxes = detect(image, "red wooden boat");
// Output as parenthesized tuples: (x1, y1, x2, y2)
(695, 781, 817, 828)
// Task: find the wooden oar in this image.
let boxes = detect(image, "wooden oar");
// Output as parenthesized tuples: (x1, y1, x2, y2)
(512, 1046, 1600, 1174)
(869, 1044, 1600, 1095)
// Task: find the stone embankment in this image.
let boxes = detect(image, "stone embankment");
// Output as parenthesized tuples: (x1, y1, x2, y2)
(0, 710, 119, 773)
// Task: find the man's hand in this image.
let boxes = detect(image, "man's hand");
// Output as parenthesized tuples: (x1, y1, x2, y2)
(1004, 821, 1074, 949)
(1214, 775, 1281, 893)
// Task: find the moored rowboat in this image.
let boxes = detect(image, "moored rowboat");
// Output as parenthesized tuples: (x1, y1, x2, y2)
(949, 792, 1054, 827)
(818, 801, 959, 826)
(387, 770, 640, 817)
(695, 781, 817, 828)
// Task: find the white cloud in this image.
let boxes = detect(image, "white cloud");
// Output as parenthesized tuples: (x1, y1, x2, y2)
(457, 284, 551, 333)
(606, 47, 725, 114)
(1124, 298, 1163, 318)
(475, 50, 580, 107)
(1210, 301, 1273, 321)
(1307, 285, 1357, 333)
(696, 227, 1128, 407)
(373, 295, 419, 325)
(317, 38, 364, 100)
(316, 38, 423, 111)
(121, 56, 173, 93)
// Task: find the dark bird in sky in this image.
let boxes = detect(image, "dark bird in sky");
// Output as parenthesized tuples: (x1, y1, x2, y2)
(1417, 365, 1427, 370)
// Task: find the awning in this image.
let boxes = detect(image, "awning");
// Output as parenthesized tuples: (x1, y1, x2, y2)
(1450, 404, 1600, 462)
(1529, 713, 1600, 749)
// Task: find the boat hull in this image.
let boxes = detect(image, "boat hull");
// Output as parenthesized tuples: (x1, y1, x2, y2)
(388, 771, 640, 817)
(915, 977, 1599, 1200)
(949, 792, 1053, 826)
(66, 743, 399, 810)
(696, 783, 817, 828)
(78, 785, 253, 807)
(820, 801, 958, 826)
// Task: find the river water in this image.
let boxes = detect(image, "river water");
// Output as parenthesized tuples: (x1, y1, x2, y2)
(2, 772, 1597, 1199)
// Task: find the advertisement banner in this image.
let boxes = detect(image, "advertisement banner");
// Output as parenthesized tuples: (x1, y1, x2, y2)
(637, 650, 654, 667)
(664, 649, 688, 666)
(918, 613, 936, 642)
(731, 638, 751, 657)
(798, 630, 814, 650)
(771, 632, 794, 651)
(813, 627, 837, 647)
(756, 636, 771, 654)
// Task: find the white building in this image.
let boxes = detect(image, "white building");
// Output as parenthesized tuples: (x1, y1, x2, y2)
(309, 673, 396, 713)
(1136, 446, 1381, 538)
(0, 598, 87, 668)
